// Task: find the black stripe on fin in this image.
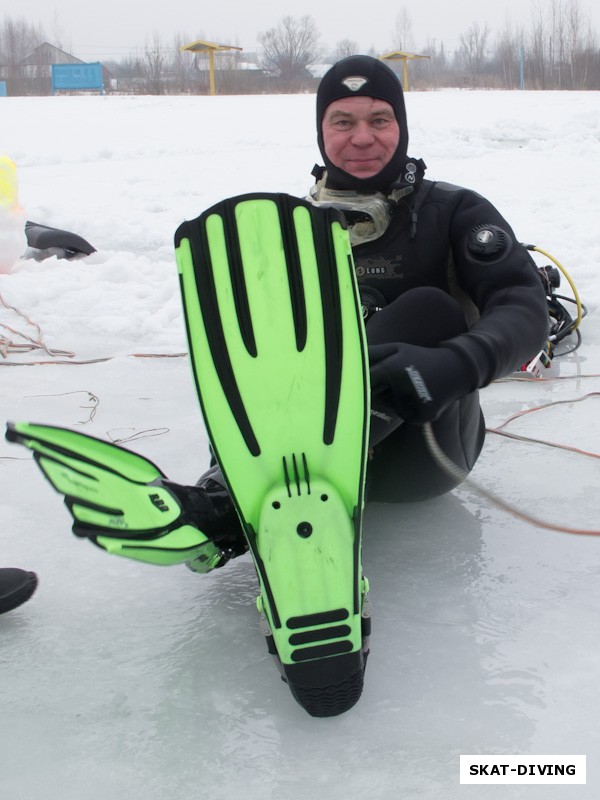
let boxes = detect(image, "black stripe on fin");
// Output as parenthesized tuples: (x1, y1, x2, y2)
(277, 196, 308, 352)
(287, 608, 350, 629)
(311, 205, 346, 446)
(178, 213, 261, 457)
(221, 199, 258, 358)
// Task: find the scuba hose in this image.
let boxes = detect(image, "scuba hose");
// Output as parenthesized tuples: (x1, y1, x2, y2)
(529, 245, 583, 329)
(525, 244, 587, 356)
(519, 243, 587, 377)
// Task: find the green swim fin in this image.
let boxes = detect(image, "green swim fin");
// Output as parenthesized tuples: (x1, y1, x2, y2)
(175, 193, 370, 716)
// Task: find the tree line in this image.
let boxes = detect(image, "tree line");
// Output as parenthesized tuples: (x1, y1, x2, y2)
(1, 2, 599, 95)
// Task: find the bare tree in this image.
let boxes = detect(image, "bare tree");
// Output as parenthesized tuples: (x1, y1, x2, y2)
(495, 18, 524, 88)
(143, 32, 166, 94)
(548, 0, 566, 87)
(456, 22, 490, 83)
(0, 16, 45, 94)
(169, 32, 196, 93)
(415, 38, 447, 88)
(259, 15, 323, 89)
(332, 39, 360, 61)
(393, 8, 414, 51)
(0, 15, 43, 62)
(564, 0, 594, 87)
(527, 0, 548, 88)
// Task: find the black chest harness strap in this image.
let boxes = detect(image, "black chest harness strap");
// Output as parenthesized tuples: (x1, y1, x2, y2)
(408, 179, 437, 240)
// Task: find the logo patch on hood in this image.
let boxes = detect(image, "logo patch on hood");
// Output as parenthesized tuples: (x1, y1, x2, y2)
(342, 76, 368, 91)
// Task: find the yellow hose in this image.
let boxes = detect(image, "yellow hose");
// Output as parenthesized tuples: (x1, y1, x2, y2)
(531, 245, 583, 329)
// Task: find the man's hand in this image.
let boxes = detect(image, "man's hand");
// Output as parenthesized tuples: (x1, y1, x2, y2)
(368, 342, 475, 424)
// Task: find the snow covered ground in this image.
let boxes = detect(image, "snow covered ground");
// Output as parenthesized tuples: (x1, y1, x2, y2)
(1, 90, 600, 799)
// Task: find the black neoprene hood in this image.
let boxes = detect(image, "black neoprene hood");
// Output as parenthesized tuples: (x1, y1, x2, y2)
(316, 55, 409, 192)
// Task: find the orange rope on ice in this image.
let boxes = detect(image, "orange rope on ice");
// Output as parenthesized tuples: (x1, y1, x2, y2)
(457, 477, 600, 537)
(424, 400, 600, 537)
(0, 353, 187, 366)
(486, 392, 600, 460)
(498, 373, 600, 382)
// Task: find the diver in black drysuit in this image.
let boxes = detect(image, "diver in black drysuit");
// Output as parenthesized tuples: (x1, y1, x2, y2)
(310, 55, 549, 503)
(186, 55, 549, 561)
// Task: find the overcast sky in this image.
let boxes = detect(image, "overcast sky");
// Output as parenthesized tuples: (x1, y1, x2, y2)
(18, 0, 600, 61)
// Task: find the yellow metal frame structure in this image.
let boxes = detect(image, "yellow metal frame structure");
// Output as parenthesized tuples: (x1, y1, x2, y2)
(380, 51, 430, 91)
(180, 39, 243, 95)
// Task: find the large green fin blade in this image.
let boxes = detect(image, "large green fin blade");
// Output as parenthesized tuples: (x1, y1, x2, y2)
(175, 193, 370, 716)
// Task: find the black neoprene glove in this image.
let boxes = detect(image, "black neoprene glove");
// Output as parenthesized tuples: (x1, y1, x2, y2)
(368, 342, 476, 424)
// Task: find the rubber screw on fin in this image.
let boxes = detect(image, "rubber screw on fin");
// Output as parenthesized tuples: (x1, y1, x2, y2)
(296, 522, 313, 539)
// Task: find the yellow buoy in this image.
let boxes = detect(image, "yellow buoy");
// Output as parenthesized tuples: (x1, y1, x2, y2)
(0, 154, 22, 211)
(0, 154, 26, 272)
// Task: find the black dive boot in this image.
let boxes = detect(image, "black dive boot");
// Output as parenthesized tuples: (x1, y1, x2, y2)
(167, 466, 248, 574)
(0, 568, 38, 614)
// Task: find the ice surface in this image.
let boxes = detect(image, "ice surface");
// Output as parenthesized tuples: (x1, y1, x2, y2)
(1, 91, 600, 799)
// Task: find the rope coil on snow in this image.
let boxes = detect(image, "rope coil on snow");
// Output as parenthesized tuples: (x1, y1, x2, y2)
(0, 292, 75, 360)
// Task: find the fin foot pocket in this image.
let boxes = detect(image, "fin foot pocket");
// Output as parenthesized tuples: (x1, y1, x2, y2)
(284, 651, 367, 717)
(262, 589, 371, 716)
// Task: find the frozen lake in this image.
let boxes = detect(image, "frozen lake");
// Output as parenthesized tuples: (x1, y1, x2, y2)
(1, 89, 600, 798)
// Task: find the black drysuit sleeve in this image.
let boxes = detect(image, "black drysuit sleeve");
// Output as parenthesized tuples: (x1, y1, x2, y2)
(440, 187, 549, 387)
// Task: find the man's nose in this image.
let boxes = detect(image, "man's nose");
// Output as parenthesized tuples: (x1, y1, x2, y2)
(350, 121, 375, 145)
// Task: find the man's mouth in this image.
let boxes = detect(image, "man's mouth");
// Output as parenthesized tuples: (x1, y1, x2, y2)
(348, 157, 380, 167)
(345, 158, 381, 174)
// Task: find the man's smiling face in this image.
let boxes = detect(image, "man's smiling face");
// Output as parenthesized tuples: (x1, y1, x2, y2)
(321, 96, 400, 179)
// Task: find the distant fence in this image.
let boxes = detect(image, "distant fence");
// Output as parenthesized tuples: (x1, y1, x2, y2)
(51, 63, 104, 95)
